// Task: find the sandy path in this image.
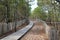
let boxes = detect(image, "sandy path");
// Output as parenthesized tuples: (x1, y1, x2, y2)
(21, 21, 48, 40)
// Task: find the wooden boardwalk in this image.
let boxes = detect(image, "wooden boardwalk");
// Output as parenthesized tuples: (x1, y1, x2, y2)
(1, 21, 33, 40)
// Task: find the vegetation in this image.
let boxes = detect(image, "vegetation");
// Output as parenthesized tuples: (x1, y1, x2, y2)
(30, 0, 60, 22)
(0, 0, 31, 22)
(30, 7, 47, 21)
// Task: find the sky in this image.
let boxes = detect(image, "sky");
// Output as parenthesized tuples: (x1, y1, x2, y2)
(30, 0, 38, 11)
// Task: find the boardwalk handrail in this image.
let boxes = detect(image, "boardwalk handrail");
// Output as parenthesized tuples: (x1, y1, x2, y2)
(1, 21, 34, 40)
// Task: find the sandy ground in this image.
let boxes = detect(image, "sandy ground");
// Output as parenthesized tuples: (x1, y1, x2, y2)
(21, 21, 49, 40)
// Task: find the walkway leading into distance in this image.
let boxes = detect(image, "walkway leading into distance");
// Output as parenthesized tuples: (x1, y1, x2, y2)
(21, 21, 49, 40)
(1, 21, 33, 40)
